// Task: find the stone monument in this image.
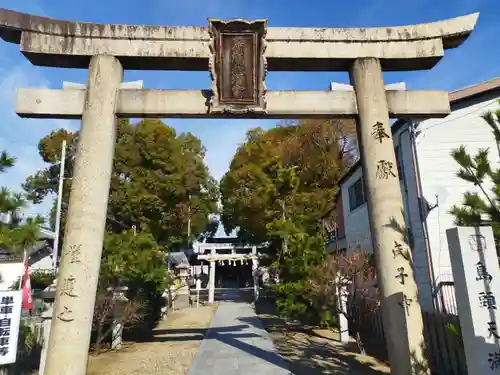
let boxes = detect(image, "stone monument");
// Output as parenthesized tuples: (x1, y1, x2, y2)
(447, 226, 500, 372)
(0, 9, 479, 375)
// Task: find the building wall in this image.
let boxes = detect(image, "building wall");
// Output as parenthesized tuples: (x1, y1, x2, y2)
(325, 192, 347, 252)
(340, 151, 433, 309)
(341, 167, 372, 253)
(340, 127, 436, 308)
(393, 123, 433, 309)
(335, 193, 346, 240)
(340, 90, 500, 311)
(415, 93, 500, 286)
(0, 254, 53, 290)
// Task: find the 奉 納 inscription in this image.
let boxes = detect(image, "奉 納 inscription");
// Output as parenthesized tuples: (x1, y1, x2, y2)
(208, 18, 267, 114)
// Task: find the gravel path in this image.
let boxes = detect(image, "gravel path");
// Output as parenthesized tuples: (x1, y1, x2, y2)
(254, 299, 391, 375)
(87, 305, 217, 375)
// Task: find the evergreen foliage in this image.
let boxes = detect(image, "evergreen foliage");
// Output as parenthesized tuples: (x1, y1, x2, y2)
(23, 119, 219, 249)
(220, 118, 356, 242)
(221, 118, 357, 323)
(450, 102, 500, 253)
(0, 150, 45, 257)
(21, 119, 218, 345)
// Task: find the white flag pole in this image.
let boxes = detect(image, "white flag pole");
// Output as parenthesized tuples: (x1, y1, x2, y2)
(52, 139, 67, 273)
(19, 250, 26, 291)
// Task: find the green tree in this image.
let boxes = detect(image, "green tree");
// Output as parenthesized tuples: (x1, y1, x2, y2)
(23, 119, 219, 249)
(0, 150, 45, 256)
(449, 103, 500, 252)
(93, 229, 169, 348)
(101, 230, 169, 289)
(11, 269, 55, 290)
(268, 218, 326, 323)
(220, 119, 356, 323)
(307, 251, 378, 350)
(220, 118, 355, 242)
(0, 150, 15, 172)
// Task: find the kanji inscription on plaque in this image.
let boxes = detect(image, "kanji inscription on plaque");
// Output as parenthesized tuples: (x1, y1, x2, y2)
(208, 18, 267, 114)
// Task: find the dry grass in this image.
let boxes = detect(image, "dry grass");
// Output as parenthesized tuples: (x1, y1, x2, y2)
(87, 304, 218, 375)
(255, 299, 390, 375)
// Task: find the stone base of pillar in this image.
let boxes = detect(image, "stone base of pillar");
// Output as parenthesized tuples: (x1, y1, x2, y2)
(175, 285, 190, 310)
(38, 307, 54, 375)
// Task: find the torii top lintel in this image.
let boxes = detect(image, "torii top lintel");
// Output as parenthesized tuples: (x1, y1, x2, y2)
(0, 9, 478, 71)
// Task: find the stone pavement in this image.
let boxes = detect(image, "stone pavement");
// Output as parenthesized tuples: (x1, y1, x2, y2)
(188, 295, 291, 375)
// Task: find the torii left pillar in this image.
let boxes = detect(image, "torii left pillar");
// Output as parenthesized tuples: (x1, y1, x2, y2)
(208, 247, 216, 303)
(43, 55, 123, 375)
(251, 246, 259, 301)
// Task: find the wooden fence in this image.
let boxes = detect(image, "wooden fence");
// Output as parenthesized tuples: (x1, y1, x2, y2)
(352, 308, 467, 375)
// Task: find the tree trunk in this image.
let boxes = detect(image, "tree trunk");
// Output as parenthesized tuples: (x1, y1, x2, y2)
(95, 322, 104, 355)
(355, 330, 366, 355)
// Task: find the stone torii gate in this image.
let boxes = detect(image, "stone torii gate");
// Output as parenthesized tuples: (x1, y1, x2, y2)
(195, 242, 263, 303)
(0, 9, 478, 375)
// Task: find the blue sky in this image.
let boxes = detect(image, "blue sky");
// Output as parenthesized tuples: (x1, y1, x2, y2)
(0, 0, 499, 220)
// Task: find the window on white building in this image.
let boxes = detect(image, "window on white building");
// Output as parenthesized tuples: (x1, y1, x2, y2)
(348, 178, 365, 211)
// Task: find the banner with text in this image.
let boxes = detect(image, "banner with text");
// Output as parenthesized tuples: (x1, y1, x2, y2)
(0, 290, 22, 365)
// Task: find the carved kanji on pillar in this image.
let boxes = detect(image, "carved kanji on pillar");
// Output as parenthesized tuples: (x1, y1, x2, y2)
(208, 18, 268, 114)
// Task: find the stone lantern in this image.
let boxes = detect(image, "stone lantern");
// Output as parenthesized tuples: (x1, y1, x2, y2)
(107, 286, 129, 350)
(176, 264, 189, 284)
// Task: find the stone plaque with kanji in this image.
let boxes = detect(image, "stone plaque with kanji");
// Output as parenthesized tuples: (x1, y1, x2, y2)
(208, 18, 267, 114)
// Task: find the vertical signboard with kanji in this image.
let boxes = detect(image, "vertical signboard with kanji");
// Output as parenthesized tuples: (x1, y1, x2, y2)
(0, 291, 22, 365)
(447, 227, 500, 373)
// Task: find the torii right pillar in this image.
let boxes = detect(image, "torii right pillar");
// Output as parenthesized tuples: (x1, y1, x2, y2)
(350, 58, 428, 374)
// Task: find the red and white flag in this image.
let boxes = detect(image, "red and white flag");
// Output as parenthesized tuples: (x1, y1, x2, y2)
(21, 251, 33, 310)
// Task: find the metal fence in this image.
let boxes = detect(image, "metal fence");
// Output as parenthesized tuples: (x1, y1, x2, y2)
(433, 281, 458, 315)
(352, 307, 466, 375)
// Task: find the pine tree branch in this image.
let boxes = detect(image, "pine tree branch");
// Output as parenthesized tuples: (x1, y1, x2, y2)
(453, 147, 497, 210)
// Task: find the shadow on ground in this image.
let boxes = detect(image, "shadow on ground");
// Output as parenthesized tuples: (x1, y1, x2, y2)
(253, 299, 390, 375)
(87, 305, 218, 375)
(155, 290, 388, 374)
(152, 322, 290, 371)
(158, 298, 389, 374)
(151, 324, 249, 342)
(192, 288, 255, 304)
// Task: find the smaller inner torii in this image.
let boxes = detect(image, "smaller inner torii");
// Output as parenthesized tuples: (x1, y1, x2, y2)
(193, 240, 268, 303)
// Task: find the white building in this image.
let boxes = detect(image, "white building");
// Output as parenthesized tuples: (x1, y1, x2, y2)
(0, 227, 55, 290)
(333, 77, 500, 312)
